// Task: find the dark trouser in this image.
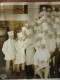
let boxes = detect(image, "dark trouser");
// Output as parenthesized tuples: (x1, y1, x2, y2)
(25, 65, 34, 78)
(54, 64, 59, 78)
(50, 62, 54, 78)
(50, 61, 59, 78)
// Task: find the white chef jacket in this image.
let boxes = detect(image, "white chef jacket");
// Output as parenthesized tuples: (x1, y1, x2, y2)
(34, 47, 50, 69)
(15, 40, 26, 64)
(2, 38, 16, 60)
(25, 36, 35, 65)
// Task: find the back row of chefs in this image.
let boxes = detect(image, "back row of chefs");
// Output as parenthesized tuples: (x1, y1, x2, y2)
(2, 7, 60, 78)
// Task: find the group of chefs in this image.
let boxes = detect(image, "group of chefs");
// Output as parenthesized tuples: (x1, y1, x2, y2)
(2, 7, 60, 78)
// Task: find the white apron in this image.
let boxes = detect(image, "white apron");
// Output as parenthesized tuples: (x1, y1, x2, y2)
(15, 40, 25, 64)
(25, 37, 35, 65)
(2, 38, 16, 60)
(34, 48, 50, 69)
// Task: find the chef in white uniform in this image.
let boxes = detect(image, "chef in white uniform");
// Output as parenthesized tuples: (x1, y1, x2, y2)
(51, 7, 57, 17)
(39, 7, 47, 18)
(15, 32, 26, 72)
(24, 28, 35, 77)
(2, 31, 16, 72)
(25, 28, 35, 66)
(34, 39, 50, 78)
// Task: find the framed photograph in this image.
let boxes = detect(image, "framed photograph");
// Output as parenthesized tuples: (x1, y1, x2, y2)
(0, 0, 60, 79)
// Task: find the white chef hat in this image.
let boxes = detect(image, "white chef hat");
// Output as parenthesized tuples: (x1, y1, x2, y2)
(17, 32, 24, 38)
(55, 17, 60, 23)
(22, 27, 27, 32)
(57, 31, 60, 35)
(8, 31, 14, 36)
(41, 39, 46, 45)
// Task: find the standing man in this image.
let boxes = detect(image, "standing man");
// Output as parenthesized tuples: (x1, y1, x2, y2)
(2, 31, 16, 73)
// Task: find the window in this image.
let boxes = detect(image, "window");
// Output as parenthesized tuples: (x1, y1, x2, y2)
(13, 5, 28, 14)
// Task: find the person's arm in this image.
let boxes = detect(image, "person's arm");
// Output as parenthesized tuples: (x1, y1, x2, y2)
(2, 41, 7, 55)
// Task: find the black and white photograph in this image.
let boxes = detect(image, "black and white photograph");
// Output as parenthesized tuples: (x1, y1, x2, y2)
(0, 1, 60, 79)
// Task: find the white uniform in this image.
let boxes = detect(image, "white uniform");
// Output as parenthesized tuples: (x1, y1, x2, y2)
(25, 36, 35, 65)
(34, 40, 50, 69)
(2, 38, 16, 60)
(15, 40, 25, 64)
(34, 48, 50, 69)
(39, 9, 47, 17)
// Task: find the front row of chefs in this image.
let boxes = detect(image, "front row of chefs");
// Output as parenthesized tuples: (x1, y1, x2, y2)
(2, 26, 60, 78)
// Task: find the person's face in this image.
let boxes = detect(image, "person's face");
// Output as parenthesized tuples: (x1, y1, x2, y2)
(43, 8, 46, 11)
(9, 35, 14, 39)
